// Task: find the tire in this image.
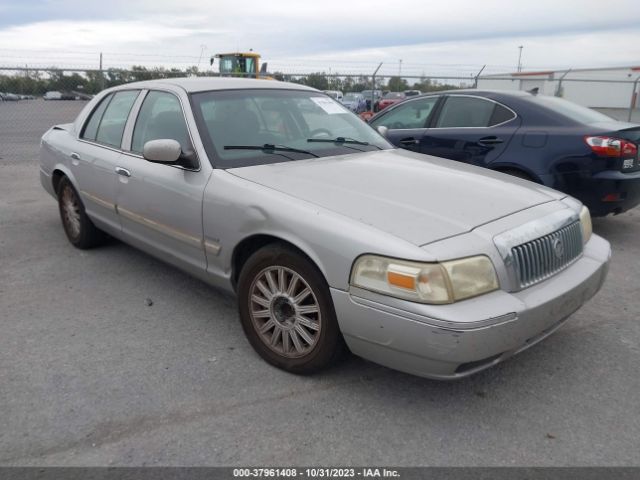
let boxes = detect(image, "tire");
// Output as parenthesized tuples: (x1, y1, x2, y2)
(57, 176, 107, 249)
(237, 244, 346, 374)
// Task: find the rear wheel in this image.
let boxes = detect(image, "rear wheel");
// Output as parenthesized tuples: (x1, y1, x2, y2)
(237, 244, 346, 374)
(57, 176, 106, 249)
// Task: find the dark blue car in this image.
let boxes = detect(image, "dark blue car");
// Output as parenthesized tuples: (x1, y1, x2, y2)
(369, 90, 640, 216)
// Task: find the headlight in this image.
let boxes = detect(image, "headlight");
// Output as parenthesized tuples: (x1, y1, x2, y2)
(579, 205, 592, 244)
(350, 255, 499, 304)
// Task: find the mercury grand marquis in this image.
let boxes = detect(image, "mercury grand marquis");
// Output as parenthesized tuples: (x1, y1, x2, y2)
(39, 78, 611, 379)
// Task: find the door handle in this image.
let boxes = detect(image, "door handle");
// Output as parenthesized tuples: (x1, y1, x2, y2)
(399, 137, 420, 146)
(478, 136, 504, 146)
(70, 152, 80, 160)
(115, 167, 131, 177)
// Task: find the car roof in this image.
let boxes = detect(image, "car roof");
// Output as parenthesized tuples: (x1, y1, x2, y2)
(110, 77, 318, 93)
(421, 88, 532, 97)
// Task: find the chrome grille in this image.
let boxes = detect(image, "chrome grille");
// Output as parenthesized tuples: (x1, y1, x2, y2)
(512, 221, 583, 288)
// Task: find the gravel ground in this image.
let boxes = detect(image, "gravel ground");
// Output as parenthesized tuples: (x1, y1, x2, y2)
(1, 99, 639, 466)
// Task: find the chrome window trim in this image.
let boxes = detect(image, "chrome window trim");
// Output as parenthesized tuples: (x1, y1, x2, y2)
(122, 89, 148, 150)
(76, 138, 124, 154)
(431, 94, 518, 130)
(75, 88, 201, 173)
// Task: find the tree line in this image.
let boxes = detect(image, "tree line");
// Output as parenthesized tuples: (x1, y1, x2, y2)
(1, 65, 461, 95)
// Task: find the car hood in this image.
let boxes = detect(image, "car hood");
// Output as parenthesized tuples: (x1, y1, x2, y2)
(229, 149, 563, 246)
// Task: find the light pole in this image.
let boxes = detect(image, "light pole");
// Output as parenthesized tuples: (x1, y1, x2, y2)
(197, 45, 207, 70)
(517, 46, 523, 72)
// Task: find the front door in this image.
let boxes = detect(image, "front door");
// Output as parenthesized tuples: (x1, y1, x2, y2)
(115, 90, 208, 272)
(370, 96, 440, 153)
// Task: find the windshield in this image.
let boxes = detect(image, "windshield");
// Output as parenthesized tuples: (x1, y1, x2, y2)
(191, 89, 393, 168)
(384, 92, 404, 99)
(219, 56, 256, 75)
(527, 95, 614, 124)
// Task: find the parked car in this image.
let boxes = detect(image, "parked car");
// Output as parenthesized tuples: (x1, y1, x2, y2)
(39, 78, 610, 379)
(43, 91, 63, 100)
(377, 91, 405, 111)
(403, 89, 422, 97)
(370, 89, 640, 216)
(360, 89, 382, 111)
(1, 92, 21, 101)
(341, 92, 366, 113)
(323, 90, 343, 102)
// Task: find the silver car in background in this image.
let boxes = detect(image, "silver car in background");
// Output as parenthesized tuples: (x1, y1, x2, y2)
(39, 78, 611, 379)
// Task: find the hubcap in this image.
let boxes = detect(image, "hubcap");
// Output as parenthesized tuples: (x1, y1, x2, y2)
(61, 186, 81, 239)
(249, 266, 321, 358)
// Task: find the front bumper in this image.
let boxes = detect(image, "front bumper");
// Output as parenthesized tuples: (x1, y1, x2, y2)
(332, 235, 611, 379)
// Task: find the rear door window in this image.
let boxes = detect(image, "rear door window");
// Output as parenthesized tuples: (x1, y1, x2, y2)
(436, 96, 513, 128)
(81, 94, 113, 141)
(94, 90, 140, 148)
(489, 104, 516, 126)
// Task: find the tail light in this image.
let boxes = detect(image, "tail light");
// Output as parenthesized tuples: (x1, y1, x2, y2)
(585, 136, 638, 158)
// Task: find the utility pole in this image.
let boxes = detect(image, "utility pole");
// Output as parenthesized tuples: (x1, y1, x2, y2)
(99, 52, 104, 90)
(398, 59, 402, 77)
(197, 44, 207, 70)
(371, 62, 383, 113)
(517, 46, 523, 72)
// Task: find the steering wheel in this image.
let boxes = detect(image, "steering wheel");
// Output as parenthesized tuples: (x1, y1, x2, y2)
(309, 128, 333, 138)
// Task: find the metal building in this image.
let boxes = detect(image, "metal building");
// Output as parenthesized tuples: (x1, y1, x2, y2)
(477, 65, 640, 121)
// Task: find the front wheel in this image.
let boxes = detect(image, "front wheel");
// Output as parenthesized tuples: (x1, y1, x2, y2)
(237, 245, 346, 374)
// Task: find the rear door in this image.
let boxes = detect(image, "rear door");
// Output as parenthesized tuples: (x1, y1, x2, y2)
(369, 96, 441, 152)
(74, 90, 140, 232)
(420, 95, 520, 167)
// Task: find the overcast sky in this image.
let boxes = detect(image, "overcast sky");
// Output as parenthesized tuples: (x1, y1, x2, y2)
(0, 0, 639, 77)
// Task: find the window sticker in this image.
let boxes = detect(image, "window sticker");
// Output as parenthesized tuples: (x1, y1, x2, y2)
(311, 97, 347, 114)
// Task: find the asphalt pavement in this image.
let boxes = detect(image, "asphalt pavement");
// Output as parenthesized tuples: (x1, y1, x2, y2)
(1, 99, 639, 466)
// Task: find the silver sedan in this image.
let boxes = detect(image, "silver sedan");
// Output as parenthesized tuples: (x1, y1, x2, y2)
(39, 78, 611, 379)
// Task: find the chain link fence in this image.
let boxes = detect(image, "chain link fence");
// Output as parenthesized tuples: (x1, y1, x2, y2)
(2, 65, 639, 166)
(476, 74, 640, 123)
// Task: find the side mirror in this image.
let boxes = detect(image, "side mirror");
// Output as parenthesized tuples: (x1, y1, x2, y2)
(377, 126, 389, 138)
(143, 139, 181, 164)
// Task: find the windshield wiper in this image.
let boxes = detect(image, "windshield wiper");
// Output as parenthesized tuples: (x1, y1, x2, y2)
(307, 137, 382, 150)
(224, 144, 319, 158)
